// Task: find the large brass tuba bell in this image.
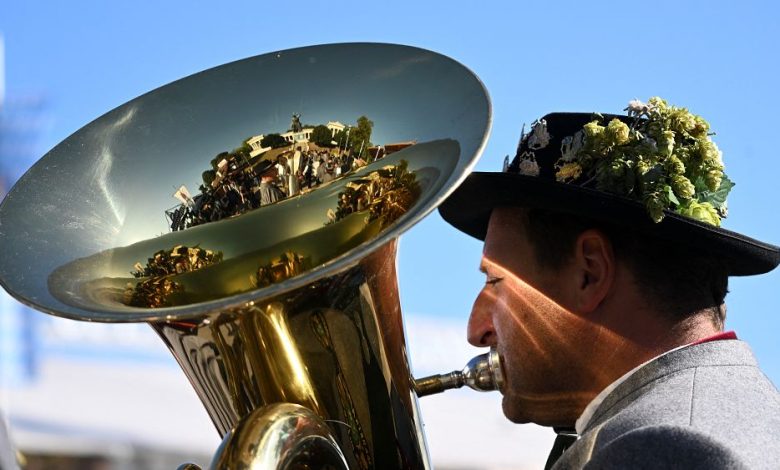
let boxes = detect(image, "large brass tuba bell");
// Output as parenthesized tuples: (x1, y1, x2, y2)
(0, 43, 495, 469)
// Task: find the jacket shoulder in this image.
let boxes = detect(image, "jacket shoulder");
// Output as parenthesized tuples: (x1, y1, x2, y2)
(581, 424, 749, 470)
(564, 342, 780, 469)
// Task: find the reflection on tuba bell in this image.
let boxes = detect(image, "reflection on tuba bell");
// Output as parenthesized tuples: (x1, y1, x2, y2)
(0, 43, 497, 469)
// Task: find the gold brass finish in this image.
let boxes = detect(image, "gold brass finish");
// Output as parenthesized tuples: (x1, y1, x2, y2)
(0, 43, 493, 469)
(152, 241, 429, 468)
(210, 403, 348, 470)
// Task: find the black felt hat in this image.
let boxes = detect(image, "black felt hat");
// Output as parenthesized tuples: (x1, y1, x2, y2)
(439, 111, 780, 276)
(254, 158, 277, 176)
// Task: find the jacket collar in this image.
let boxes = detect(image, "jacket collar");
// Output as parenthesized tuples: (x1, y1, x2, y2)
(583, 339, 756, 434)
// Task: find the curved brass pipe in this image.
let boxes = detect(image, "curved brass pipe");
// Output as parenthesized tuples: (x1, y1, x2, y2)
(210, 403, 348, 470)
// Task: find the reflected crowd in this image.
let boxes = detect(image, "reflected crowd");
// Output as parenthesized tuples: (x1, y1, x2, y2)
(126, 158, 419, 309)
(162, 113, 425, 232)
(167, 147, 374, 232)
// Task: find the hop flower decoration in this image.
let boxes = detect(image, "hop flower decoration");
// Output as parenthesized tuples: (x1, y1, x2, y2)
(556, 162, 583, 183)
(554, 97, 734, 226)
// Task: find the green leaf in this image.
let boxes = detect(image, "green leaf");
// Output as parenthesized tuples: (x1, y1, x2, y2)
(697, 174, 734, 209)
(692, 175, 709, 193)
(666, 184, 680, 206)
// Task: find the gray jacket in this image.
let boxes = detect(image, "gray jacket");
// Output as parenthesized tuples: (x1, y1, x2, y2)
(555, 340, 780, 469)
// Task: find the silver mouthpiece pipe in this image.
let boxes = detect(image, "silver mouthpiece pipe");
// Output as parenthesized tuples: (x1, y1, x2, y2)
(414, 348, 504, 397)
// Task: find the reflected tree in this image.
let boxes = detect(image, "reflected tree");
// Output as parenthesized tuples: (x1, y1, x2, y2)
(312, 125, 335, 147)
(261, 133, 289, 149)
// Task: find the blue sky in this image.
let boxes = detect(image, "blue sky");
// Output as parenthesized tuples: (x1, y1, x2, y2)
(2, 0, 778, 383)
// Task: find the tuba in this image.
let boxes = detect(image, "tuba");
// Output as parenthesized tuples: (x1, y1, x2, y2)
(0, 43, 500, 469)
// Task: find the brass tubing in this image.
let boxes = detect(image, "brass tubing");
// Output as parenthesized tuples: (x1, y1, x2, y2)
(151, 241, 432, 470)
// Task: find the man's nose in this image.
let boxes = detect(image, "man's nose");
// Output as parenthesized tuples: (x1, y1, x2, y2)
(467, 289, 496, 347)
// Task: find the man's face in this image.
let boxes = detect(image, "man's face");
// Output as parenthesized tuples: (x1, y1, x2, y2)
(468, 207, 601, 426)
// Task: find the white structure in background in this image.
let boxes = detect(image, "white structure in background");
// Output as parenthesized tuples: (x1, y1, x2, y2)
(324, 120, 345, 137)
(0, 412, 19, 470)
(1, 303, 219, 469)
(247, 120, 346, 157)
(245, 135, 269, 157)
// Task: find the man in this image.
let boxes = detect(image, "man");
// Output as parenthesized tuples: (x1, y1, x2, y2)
(439, 98, 780, 469)
(256, 161, 285, 206)
(275, 155, 291, 193)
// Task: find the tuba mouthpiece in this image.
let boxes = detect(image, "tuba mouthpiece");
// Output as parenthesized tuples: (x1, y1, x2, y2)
(414, 348, 504, 397)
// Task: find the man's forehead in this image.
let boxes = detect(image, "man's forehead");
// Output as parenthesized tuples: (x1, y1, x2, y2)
(483, 207, 529, 257)
(485, 206, 526, 238)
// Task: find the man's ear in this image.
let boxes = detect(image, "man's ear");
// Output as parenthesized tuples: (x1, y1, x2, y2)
(573, 229, 615, 313)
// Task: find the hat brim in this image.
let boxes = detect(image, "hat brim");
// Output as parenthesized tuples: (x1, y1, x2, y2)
(438, 172, 780, 276)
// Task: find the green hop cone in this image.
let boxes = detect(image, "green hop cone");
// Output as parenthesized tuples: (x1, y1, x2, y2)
(690, 116, 710, 139)
(644, 193, 667, 223)
(606, 119, 631, 145)
(671, 174, 695, 200)
(665, 154, 686, 175)
(675, 146, 693, 166)
(583, 121, 605, 138)
(705, 167, 723, 191)
(658, 130, 676, 157)
(699, 139, 722, 164)
(648, 96, 668, 111)
(670, 108, 697, 134)
(678, 200, 721, 227)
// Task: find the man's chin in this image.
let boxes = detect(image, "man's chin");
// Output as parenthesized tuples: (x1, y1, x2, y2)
(501, 395, 531, 424)
(501, 395, 577, 427)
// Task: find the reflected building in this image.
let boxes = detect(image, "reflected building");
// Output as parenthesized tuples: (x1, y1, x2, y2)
(247, 119, 347, 157)
(166, 114, 385, 233)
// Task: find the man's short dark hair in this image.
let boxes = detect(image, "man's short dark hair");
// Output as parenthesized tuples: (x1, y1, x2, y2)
(518, 208, 729, 328)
